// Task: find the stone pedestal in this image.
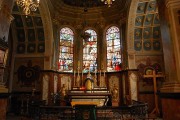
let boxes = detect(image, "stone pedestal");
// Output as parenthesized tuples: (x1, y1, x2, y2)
(160, 82, 180, 120)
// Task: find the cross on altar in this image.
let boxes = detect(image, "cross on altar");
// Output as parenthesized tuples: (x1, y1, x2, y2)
(143, 70, 165, 116)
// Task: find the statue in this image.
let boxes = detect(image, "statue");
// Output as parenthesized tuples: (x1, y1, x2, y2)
(60, 84, 66, 98)
(111, 84, 118, 101)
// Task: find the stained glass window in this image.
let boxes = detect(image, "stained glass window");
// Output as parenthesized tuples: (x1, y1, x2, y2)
(59, 27, 74, 72)
(83, 29, 97, 73)
(106, 26, 121, 72)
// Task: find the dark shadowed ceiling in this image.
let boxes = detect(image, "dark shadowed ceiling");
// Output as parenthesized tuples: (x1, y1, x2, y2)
(61, 0, 117, 8)
(62, 0, 126, 8)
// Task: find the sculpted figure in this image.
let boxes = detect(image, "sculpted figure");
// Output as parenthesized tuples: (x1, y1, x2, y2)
(111, 84, 118, 101)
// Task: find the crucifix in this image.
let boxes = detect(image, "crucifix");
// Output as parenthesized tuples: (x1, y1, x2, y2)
(143, 70, 165, 116)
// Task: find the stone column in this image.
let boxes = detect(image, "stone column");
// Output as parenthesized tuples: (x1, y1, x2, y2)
(157, 0, 180, 119)
(157, 0, 180, 93)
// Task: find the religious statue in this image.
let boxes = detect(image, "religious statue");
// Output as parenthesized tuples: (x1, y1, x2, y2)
(111, 84, 118, 101)
(59, 84, 66, 98)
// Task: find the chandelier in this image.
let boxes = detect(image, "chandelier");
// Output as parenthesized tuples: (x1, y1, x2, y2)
(101, 0, 115, 7)
(16, 0, 40, 15)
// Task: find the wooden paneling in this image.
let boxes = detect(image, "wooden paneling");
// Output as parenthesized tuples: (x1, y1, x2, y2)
(0, 98, 8, 120)
(139, 93, 155, 113)
(159, 93, 180, 120)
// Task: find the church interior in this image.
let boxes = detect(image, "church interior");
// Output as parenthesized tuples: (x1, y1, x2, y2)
(0, 0, 180, 120)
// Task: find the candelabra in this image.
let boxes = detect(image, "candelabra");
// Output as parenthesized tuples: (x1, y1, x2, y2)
(16, 0, 40, 15)
(101, 0, 115, 7)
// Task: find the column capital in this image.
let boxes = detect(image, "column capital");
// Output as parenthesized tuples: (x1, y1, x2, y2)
(165, 0, 180, 8)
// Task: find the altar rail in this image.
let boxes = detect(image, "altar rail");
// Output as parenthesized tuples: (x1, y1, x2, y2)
(29, 101, 149, 120)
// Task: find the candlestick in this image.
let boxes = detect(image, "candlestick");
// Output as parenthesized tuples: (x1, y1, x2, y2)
(74, 70, 76, 86)
(95, 69, 97, 86)
(82, 71, 83, 86)
(78, 61, 80, 68)
(99, 70, 101, 87)
(101, 63, 104, 70)
(78, 69, 79, 76)
(95, 69, 97, 78)
(104, 70, 105, 78)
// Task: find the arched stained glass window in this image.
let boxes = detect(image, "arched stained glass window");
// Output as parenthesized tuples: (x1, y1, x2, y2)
(106, 26, 121, 72)
(83, 29, 97, 73)
(59, 27, 74, 72)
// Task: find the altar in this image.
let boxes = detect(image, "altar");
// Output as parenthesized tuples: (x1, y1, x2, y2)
(67, 87, 111, 107)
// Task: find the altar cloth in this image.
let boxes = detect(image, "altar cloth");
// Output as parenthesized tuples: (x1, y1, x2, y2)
(71, 101, 99, 107)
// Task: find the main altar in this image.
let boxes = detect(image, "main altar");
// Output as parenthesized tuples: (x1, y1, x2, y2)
(40, 69, 139, 108)
(66, 71, 111, 107)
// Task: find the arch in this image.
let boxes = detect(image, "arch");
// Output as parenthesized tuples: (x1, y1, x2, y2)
(40, 0, 54, 69)
(127, 0, 163, 69)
